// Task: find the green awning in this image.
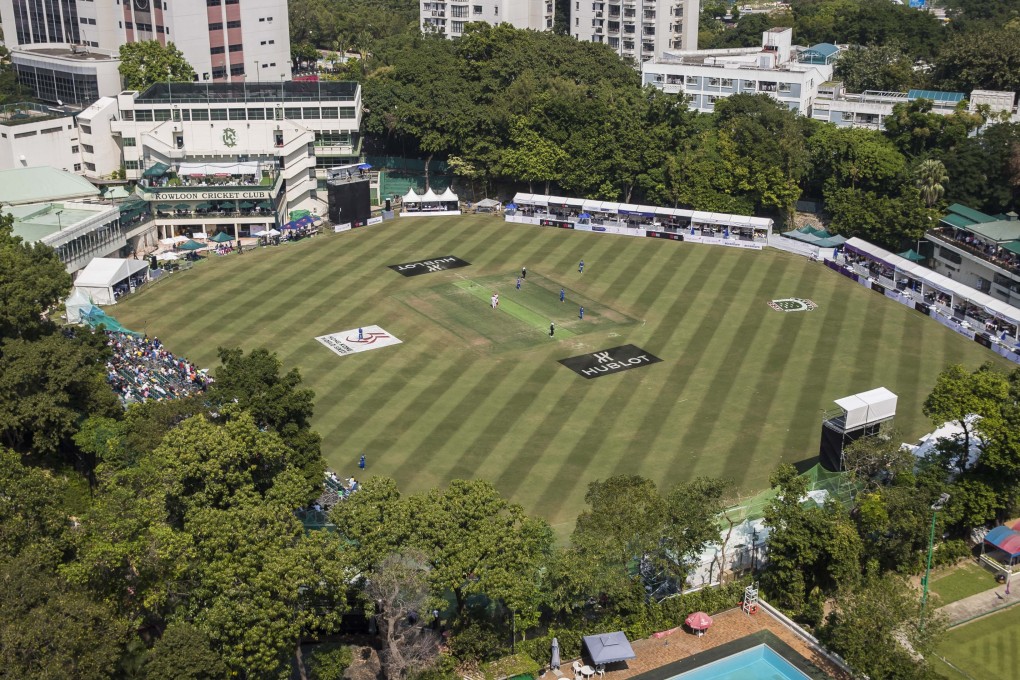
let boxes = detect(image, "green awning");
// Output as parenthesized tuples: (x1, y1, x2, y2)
(156, 203, 172, 211)
(143, 162, 170, 178)
(257, 201, 273, 210)
(174, 203, 190, 211)
(178, 239, 205, 251)
(195, 202, 212, 210)
(941, 213, 974, 229)
(1003, 241, 1020, 256)
(238, 201, 254, 209)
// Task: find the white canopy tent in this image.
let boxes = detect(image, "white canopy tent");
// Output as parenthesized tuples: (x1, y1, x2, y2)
(64, 288, 94, 323)
(73, 258, 149, 305)
(420, 188, 440, 203)
(402, 189, 422, 204)
(178, 160, 260, 176)
(437, 187, 459, 202)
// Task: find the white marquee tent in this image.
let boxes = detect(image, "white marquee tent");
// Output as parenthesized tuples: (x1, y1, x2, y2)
(402, 189, 421, 204)
(73, 257, 149, 305)
(64, 287, 94, 323)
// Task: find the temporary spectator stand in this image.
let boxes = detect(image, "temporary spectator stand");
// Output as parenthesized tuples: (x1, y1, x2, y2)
(818, 387, 898, 472)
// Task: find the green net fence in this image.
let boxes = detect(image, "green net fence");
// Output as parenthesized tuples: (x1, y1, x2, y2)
(718, 464, 856, 528)
(82, 306, 143, 336)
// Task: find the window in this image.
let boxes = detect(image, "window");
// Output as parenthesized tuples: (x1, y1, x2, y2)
(939, 247, 962, 264)
(210, 109, 228, 120)
(321, 107, 339, 119)
(135, 110, 154, 121)
(229, 108, 246, 120)
(841, 111, 853, 121)
(230, 64, 245, 76)
(74, 163, 81, 171)
(125, 160, 139, 170)
(71, 145, 79, 152)
(473, 4, 482, 13)
(85, 162, 96, 171)
(191, 109, 209, 121)
(122, 110, 134, 121)
(248, 108, 265, 120)
(212, 67, 227, 79)
(79, 124, 91, 134)
(210, 46, 225, 55)
(708, 78, 720, 86)
(209, 22, 223, 30)
(338, 107, 356, 119)
(123, 137, 136, 147)
(181, 110, 191, 121)
(778, 82, 792, 93)
(82, 143, 94, 153)
(153, 109, 172, 121)
(206, 0, 220, 5)
(685, 75, 698, 85)
(720, 78, 734, 88)
(229, 44, 242, 52)
(302, 107, 320, 119)
(227, 20, 241, 28)
(452, 5, 468, 17)
(451, 21, 465, 32)
(284, 107, 302, 119)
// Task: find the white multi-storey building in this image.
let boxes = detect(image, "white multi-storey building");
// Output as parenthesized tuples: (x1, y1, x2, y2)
(0, 0, 292, 104)
(641, 28, 836, 113)
(0, 102, 81, 173)
(73, 81, 363, 240)
(572, 0, 699, 64)
(420, 0, 555, 38)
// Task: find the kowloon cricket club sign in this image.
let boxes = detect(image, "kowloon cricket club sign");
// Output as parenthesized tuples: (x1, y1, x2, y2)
(559, 344, 662, 379)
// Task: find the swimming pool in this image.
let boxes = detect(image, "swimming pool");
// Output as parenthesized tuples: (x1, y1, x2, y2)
(671, 644, 812, 680)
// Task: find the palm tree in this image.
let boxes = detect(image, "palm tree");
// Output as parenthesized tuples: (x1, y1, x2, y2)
(915, 159, 949, 209)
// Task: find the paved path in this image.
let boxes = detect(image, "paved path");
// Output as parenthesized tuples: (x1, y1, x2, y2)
(938, 583, 1020, 627)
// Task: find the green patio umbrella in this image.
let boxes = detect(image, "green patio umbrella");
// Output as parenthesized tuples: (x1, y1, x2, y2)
(156, 203, 172, 211)
(209, 231, 234, 243)
(174, 203, 191, 211)
(195, 202, 212, 210)
(257, 201, 273, 210)
(178, 239, 206, 251)
(898, 248, 925, 262)
(238, 201, 255, 209)
(142, 162, 170, 178)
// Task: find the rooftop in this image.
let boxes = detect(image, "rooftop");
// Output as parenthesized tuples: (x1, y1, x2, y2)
(8, 202, 105, 243)
(908, 89, 965, 104)
(11, 45, 119, 61)
(133, 81, 360, 105)
(0, 102, 80, 127)
(0, 166, 99, 205)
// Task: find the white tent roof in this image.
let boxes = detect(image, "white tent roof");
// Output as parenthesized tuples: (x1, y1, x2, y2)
(475, 198, 501, 208)
(402, 189, 421, 203)
(65, 287, 92, 306)
(437, 187, 459, 201)
(421, 188, 440, 202)
(834, 387, 898, 429)
(905, 415, 983, 469)
(74, 258, 149, 288)
(178, 160, 259, 175)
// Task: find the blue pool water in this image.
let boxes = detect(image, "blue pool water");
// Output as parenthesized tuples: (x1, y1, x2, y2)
(672, 644, 812, 680)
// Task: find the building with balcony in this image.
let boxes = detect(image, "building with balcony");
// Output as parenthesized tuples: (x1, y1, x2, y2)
(0, 166, 153, 274)
(640, 28, 834, 113)
(0, 0, 292, 104)
(928, 203, 1020, 309)
(73, 81, 363, 241)
(811, 84, 967, 130)
(573, 0, 700, 64)
(420, 0, 554, 38)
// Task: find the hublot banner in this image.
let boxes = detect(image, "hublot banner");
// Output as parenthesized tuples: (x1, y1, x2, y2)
(540, 219, 573, 229)
(646, 230, 683, 241)
(388, 256, 471, 277)
(559, 344, 662, 379)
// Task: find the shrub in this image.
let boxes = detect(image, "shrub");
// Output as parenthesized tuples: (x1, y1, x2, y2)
(482, 652, 540, 680)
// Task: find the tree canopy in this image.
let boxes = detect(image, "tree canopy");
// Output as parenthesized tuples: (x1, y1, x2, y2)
(118, 41, 196, 91)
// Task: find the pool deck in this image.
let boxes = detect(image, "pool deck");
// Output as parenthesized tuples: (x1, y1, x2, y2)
(551, 608, 850, 680)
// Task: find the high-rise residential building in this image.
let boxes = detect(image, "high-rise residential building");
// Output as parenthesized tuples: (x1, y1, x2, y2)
(420, 0, 555, 38)
(0, 0, 292, 105)
(571, 0, 699, 64)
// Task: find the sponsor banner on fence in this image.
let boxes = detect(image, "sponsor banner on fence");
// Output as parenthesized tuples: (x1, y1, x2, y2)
(315, 325, 402, 357)
(681, 233, 765, 250)
(540, 219, 573, 229)
(367, 216, 384, 226)
(559, 344, 662, 379)
(388, 255, 471, 277)
(646, 230, 683, 241)
(334, 222, 352, 233)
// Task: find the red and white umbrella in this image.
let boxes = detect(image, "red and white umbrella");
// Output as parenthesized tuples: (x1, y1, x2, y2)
(685, 612, 713, 631)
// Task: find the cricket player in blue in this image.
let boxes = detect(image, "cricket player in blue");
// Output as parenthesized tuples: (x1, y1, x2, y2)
(579, 306, 584, 319)
(579, 259, 584, 273)
(560, 288, 565, 303)
(516, 277, 521, 290)
(358, 327, 363, 341)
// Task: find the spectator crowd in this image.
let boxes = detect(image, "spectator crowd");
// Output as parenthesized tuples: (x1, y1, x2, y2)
(104, 332, 210, 405)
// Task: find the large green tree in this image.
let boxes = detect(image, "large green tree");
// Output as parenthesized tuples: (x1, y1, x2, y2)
(834, 43, 916, 94)
(0, 212, 71, 341)
(932, 24, 1020, 94)
(118, 41, 195, 90)
(922, 363, 1009, 472)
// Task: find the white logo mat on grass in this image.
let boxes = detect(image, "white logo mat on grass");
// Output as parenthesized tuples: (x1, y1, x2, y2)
(316, 325, 402, 357)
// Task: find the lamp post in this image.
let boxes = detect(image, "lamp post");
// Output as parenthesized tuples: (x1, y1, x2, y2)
(920, 492, 950, 630)
(55, 209, 63, 231)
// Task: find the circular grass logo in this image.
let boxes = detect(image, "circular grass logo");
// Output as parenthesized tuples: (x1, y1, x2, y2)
(768, 298, 818, 313)
(222, 128, 238, 148)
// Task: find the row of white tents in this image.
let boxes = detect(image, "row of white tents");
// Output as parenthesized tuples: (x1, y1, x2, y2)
(401, 187, 459, 204)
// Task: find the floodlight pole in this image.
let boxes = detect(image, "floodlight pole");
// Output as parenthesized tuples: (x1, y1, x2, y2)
(920, 492, 950, 631)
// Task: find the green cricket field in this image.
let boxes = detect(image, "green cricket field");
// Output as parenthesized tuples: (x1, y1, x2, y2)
(113, 214, 1008, 535)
